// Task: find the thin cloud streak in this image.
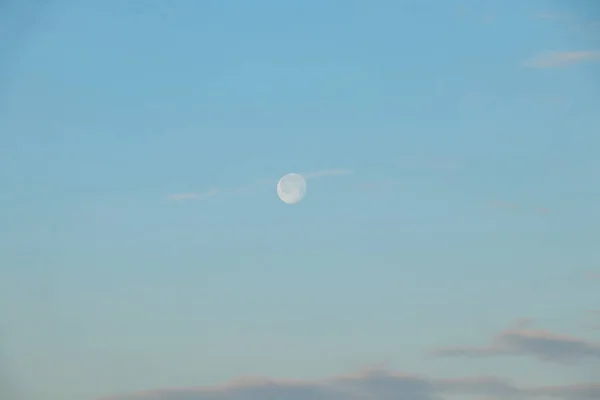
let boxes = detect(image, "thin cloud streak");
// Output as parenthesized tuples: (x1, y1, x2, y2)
(167, 188, 219, 201)
(166, 169, 351, 201)
(523, 51, 600, 68)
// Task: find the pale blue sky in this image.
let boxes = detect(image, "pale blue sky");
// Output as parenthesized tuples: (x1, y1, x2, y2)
(1, 1, 599, 399)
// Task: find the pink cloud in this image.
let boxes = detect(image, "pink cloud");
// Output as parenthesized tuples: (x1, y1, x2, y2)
(433, 321, 600, 364)
(97, 366, 599, 400)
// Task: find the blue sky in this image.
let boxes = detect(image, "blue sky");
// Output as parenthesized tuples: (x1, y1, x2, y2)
(0, 1, 599, 399)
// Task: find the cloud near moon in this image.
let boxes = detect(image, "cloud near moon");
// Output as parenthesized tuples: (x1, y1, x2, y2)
(168, 169, 349, 202)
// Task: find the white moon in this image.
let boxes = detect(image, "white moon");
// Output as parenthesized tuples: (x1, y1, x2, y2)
(277, 173, 307, 204)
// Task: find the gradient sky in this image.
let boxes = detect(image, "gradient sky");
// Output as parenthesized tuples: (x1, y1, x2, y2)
(1, 1, 599, 399)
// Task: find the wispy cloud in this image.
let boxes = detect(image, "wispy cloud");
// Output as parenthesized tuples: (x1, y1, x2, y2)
(256, 168, 352, 186)
(523, 51, 600, 68)
(351, 158, 459, 192)
(166, 169, 351, 201)
(97, 367, 599, 400)
(432, 320, 600, 364)
(587, 271, 600, 281)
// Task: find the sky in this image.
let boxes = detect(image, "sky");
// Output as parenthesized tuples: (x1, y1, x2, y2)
(0, 0, 599, 399)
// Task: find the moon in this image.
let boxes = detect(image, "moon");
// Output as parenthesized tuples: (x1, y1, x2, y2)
(277, 173, 306, 204)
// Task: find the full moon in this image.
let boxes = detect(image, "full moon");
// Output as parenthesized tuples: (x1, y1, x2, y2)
(277, 173, 307, 204)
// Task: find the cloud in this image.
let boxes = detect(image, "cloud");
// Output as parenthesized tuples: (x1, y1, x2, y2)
(432, 321, 600, 364)
(531, 383, 600, 400)
(586, 271, 600, 281)
(252, 168, 352, 189)
(166, 169, 350, 201)
(167, 188, 219, 201)
(523, 51, 600, 68)
(97, 367, 600, 400)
